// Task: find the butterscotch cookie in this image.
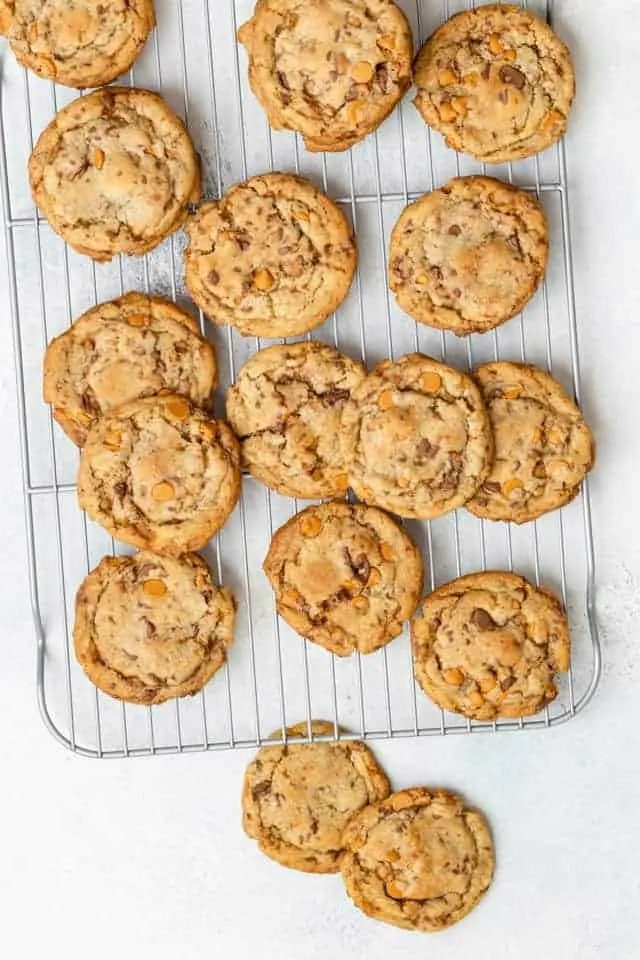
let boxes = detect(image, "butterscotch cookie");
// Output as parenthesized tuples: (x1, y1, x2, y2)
(389, 177, 549, 335)
(77, 395, 241, 555)
(413, 5, 575, 163)
(340, 354, 493, 519)
(242, 720, 390, 873)
(411, 571, 570, 721)
(74, 551, 235, 705)
(226, 342, 365, 498)
(467, 362, 595, 523)
(238, 0, 413, 153)
(263, 501, 423, 656)
(184, 173, 357, 338)
(44, 292, 217, 447)
(0, 1, 155, 88)
(29, 87, 200, 261)
(341, 787, 494, 931)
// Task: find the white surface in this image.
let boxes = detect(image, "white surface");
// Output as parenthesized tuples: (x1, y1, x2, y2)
(1, 2, 639, 957)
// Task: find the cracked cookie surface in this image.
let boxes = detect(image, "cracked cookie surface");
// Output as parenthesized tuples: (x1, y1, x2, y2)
(44, 292, 217, 446)
(263, 501, 423, 656)
(242, 720, 390, 873)
(411, 571, 570, 720)
(389, 177, 549, 335)
(226, 341, 365, 498)
(467, 362, 595, 523)
(184, 173, 357, 338)
(340, 354, 493, 519)
(341, 787, 494, 931)
(29, 87, 201, 261)
(238, 0, 413, 152)
(74, 551, 235, 705)
(413, 4, 575, 163)
(77, 394, 241, 555)
(0, 0, 155, 88)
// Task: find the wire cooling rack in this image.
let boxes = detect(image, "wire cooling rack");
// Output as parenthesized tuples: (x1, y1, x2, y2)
(1, 0, 600, 757)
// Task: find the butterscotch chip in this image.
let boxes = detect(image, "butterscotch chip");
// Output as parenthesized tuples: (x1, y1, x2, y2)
(413, 5, 575, 163)
(29, 87, 201, 261)
(264, 501, 423, 657)
(340, 354, 493, 520)
(467, 362, 595, 523)
(73, 551, 235, 705)
(341, 787, 494, 931)
(167, 398, 191, 421)
(0, 0, 155, 89)
(77, 395, 241, 555)
(389, 176, 549, 336)
(43, 292, 216, 446)
(91, 147, 105, 170)
(411, 571, 571, 720)
(226, 341, 365, 499)
(238, 0, 413, 153)
(242, 721, 390, 873)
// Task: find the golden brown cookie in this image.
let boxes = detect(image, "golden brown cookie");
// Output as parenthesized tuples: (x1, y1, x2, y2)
(184, 173, 357, 338)
(242, 720, 390, 873)
(341, 787, 494, 931)
(238, 0, 413, 153)
(77, 395, 241, 555)
(467, 362, 595, 523)
(389, 177, 549, 335)
(411, 571, 570, 721)
(340, 354, 493, 520)
(74, 551, 235, 705)
(29, 87, 200, 261)
(43, 292, 217, 447)
(413, 4, 575, 163)
(0, 0, 156, 88)
(226, 341, 365, 499)
(263, 501, 423, 656)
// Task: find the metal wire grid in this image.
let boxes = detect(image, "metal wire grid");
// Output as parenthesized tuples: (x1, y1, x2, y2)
(0, 0, 600, 757)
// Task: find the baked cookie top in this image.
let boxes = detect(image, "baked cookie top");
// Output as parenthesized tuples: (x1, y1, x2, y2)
(411, 571, 570, 721)
(467, 362, 595, 523)
(413, 4, 575, 163)
(341, 787, 494, 931)
(44, 292, 217, 447)
(74, 551, 235, 706)
(242, 720, 390, 873)
(340, 354, 493, 519)
(0, 0, 155, 89)
(226, 341, 365, 499)
(389, 177, 549, 335)
(238, 0, 413, 153)
(184, 173, 357, 338)
(263, 500, 423, 656)
(77, 395, 241, 556)
(29, 87, 200, 261)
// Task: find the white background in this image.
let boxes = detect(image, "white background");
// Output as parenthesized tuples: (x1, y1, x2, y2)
(1, 2, 639, 957)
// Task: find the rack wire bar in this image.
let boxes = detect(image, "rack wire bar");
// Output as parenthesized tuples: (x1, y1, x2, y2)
(1, 0, 600, 758)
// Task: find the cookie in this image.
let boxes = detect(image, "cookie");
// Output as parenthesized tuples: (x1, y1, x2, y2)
(467, 362, 595, 523)
(43, 292, 217, 447)
(413, 4, 575, 163)
(74, 551, 235, 705)
(238, 0, 413, 153)
(340, 354, 493, 520)
(77, 395, 241, 555)
(411, 571, 570, 721)
(184, 173, 357, 338)
(0, 1, 155, 89)
(226, 341, 365, 499)
(29, 87, 200, 261)
(242, 720, 390, 873)
(263, 501, 423, 656)
(389, 177, 549, 335)
(341, 787, 494, 931)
